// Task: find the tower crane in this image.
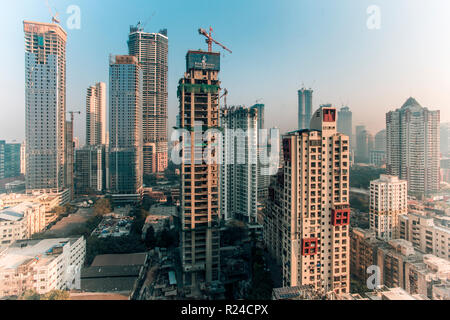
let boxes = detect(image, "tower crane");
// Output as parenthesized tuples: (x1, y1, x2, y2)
(68, 111, 81, 123)
(198, 27, 232, 53)
(45, 0, 60, 24)
(220, 89, 229, 108)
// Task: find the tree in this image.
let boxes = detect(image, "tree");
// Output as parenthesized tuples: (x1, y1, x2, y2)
(93, 198, 112, 216)
(42, 290, 70, 300)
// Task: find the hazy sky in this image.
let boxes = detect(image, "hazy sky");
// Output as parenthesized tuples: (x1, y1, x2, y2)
(1, 0, 450, 144)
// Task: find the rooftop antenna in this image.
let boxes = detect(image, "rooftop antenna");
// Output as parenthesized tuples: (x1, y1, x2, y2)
(45, 0, 60, 24)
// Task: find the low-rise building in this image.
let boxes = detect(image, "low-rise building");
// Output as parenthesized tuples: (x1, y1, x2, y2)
(0, 237, 86, 297)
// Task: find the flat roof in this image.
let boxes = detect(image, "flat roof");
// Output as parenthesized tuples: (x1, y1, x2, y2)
(91, 253, 147, 267)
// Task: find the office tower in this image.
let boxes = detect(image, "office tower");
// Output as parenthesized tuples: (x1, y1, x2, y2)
(440, 123, 450, 157)
(75, 146, 108, 194)
(337, 106, 353, 148)
(109, 55, 143, 194)
(24, 21, 67, 192)
(355, 126, 373, 163)
(86, 82, 107, 146)
(4, 143, 21, 178)
(370, 129, 387, 167)
(20, 142, 26, 175)
(128, 26, 168, 174)
(298, 88, 313, 130)
(386, 97, 440, 195)
(375, 129, 387, 152)
(0, 141, 4, 179)
(264, 105, 351, 294)
(369, 175, 407, 241)
(178, 50, 221, 289)
(220, 106, 258, 223)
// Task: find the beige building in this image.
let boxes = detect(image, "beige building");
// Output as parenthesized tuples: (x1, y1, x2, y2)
(264, 105, 351, 294)
(369, 174, 408, 240)
(350, 228, 382, 281)
(0, 237, 85, 297)
(399, 212, 450, 260)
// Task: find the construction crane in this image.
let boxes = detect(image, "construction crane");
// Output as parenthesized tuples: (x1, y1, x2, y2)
(45, 0, 60, 24)
(198, 27, 232, 53)
(220, 89, 229, 108)
(67, 111, 81, 123)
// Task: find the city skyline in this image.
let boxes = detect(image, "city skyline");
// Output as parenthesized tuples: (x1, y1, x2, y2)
(1, 0, 450, 144)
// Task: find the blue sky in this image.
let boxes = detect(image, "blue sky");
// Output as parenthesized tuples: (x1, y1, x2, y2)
(1, 0, 450, 143)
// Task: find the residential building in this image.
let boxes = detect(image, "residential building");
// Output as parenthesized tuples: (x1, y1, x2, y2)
(440, 123, 450, 157)
(20, 142, 26, 176)
(369, 175, 408, 240)
(128, 26, 168, 174)
(177, 50, 221, 291)
(399, 212, 450, 260)
(65, 120, 74, 199)
(86, 82, 107, 146)
(355, 126, 374, 163)
(337, 106, 353, 149)
(74, 145, 108, 195)
(109, 55, 143, 195)
(24, 21, 67, 193)
(220, 106, 258, 223)
(297, 88, 313, 130)
(264, 105, 351, 294)
(0, 141, 4, 179)
(350, 228, 382, 281)
(0, 237, 85, 297)
(2, 143, 21, 179)
(386, 97, 440, 195)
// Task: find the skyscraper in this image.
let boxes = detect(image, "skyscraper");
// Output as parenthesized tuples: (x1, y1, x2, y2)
(220, 106, 258, 223)
(298, 88, 313, 130)
(355, 126, 373, 163)
(24, 21, 67, 192)
(86, 82, 107, 146)
(386, 97, 440, 195)
(264, 105, 351, 294)
(178, 50, 221, 290)
(65, 121, 74, 199)
(0, 141, 4, 179)
(369, 175, 407, 241)
(337, 106, 352, 148)
(109, 55, 143, 194)
(440, 123, 450, 157)
(128, 26, 168, 174)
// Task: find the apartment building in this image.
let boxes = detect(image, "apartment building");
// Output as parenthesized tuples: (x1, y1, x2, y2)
(0, 237, 85, 297)
(264, 105, 351, 294)
(220, 106, 258, 223)
(399, 212, 450, 260)
(350, 228, 382, 281)
(86, 82, 107, 146)
(369, 175, 408, 240)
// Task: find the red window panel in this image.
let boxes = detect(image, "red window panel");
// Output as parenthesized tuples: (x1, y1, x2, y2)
(323, 109, 336, 122)
(332, 206, 350, 226)
(302, 238, 319, 256)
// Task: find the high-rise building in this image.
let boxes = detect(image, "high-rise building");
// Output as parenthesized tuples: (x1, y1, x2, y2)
(128, 26, 168, 174)
(86, 82, 107, 146)
(20, 142, 26, 175)
(220, 106, 258, 223)
(355, 126, 373, 163)
(75, 145, 108, 195)
(4, 143, 22, 179)
(386, 97, 440, 195)
(0, 141, 4, 179)
(298, 88, 313, 130)
(264, 105, 351, 294)
(337, 106, 353, 148)
(370, 129, 387, 166)
(65, 121, 74, 199)
(375, 129, 387, 152)
(369, 175, 408, 241)
(178, 50, 221, 290)
(440, 123, 450, 157)
(109, 55, 143, 195)
(24, 21, 67, 193)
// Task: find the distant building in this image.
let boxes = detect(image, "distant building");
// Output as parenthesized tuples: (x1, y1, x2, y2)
(86, 82, 107, 146)
(75, 146, 108, 195)
(355, 126, 374, 163)
(109, 55, 143, 195)
(370, 129, 387, 167)
(337, 106, 353, 149)
(297, 88, 313, 130)
(369, 175, 408, 240)
(440, 123, 450, 157)
(386, 97, 440, 195)
(0, 237, 86, 297)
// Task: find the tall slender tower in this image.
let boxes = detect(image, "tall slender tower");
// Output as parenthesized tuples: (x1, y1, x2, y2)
(337, 106, 353, 148)
(298, 88, 313, 130)
(86, 82, 107, 146)
(109, 55, 143, 194)
(386, 97, 440, 195)
(264, 105, 351, 294)
(178, 50, 221, 290)
(128, 26, 168, 174)
(24, 21, 67, 192)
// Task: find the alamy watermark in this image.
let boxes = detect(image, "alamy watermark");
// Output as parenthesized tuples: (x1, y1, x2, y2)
(367, 5, 381, 30)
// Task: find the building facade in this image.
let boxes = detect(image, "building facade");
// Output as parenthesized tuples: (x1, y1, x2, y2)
(264, 105, 351, 294)
(297, 88, 313, 130)
(109, 55, 143, 195)
(24, 21, 67, 193)
(220, 106, 258, 223)
(128, 26, 168, 174)
(75, 146, 108, 195)
(177, 50, 221, 291)
(337, 106, 353, 149)
(369, 175, 408, 241)
(386, 97, 440, 195)
(86, 82, 107, 146)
